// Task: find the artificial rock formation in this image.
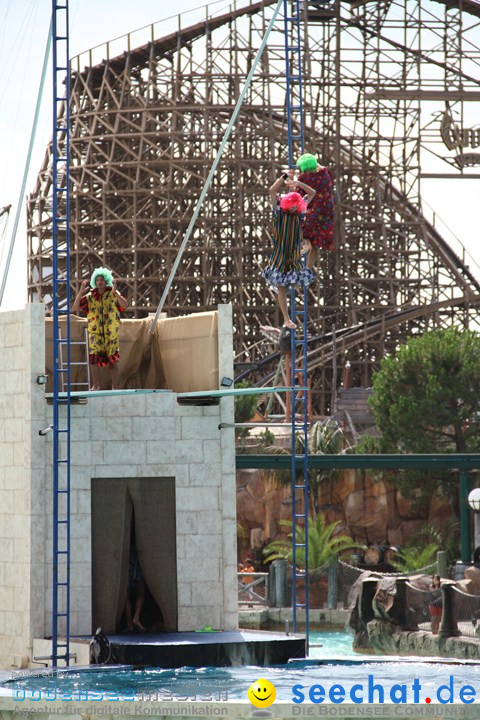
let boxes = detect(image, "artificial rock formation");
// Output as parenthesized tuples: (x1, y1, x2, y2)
(236, 465, 456, 559)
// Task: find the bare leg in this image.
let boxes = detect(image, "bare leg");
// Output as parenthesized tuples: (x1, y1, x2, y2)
(132, 579, 146, 631)
(111, 362, 119, 390)
(278, 286, 295, 329)
(306, 245, 318, 269)
(90, 364, 100, 391)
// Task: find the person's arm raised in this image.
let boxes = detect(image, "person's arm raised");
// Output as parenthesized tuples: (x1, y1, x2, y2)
(269, 175, 287, 205)
(111, 279, 128, 309)
(72, 279, 90, 313)
(289, 179, 316, 205)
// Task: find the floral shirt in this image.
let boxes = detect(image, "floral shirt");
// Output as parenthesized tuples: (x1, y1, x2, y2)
(79, 288, 124, 362)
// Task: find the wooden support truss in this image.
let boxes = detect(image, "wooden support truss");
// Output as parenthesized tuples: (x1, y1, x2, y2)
(27, 0, 480, 413)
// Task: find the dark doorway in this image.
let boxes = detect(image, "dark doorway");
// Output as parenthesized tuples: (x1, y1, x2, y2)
(91, 477, 177, 633)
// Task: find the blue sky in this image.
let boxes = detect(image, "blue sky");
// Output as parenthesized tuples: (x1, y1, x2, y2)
(0, 0, 478, 310)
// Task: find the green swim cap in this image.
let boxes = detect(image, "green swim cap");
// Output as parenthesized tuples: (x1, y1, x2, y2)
(90, 266, 114, 288)
(296, 153, 318, 172)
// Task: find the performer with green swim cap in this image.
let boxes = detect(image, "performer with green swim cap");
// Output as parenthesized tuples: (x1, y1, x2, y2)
(296, 152, 335, 268)
(72, 267, 128, 390)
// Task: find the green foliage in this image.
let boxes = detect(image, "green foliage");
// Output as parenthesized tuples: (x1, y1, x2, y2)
(297, 418, 346, 458)
(234, 381, 258, 423)
(353, 433, 383, 454)
(263, 514, 362, 574)
(234, 382, 258, 452)
(409, 520, 460, 566)
(235, 426, 250, 453)
(236, 522, 249, 544)
(258, 428, 276, 449)
(370, 328, 480, 454)
(364, 329, 480, 509)
(391, 543, 438, 573)
(273, 419, 349, 517)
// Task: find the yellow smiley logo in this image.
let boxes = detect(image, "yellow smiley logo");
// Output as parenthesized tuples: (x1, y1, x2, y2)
(247, 678, 276, 708)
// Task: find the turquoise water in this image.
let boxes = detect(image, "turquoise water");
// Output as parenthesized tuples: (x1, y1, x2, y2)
(4, 632, 479, 702)
(309, 630, 366, 658)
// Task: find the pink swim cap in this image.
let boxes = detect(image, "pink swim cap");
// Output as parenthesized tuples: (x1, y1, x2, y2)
(279, 191, 307, 214)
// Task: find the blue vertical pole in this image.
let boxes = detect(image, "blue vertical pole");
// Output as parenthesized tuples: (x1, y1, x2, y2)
(290, 297, 298, 628)
(283, 0, 309, 649)
(283, 0, 305, 167)
(302, 284, 309, 637)
(52, 0, 71, 667)
(289, 287, 310, 647)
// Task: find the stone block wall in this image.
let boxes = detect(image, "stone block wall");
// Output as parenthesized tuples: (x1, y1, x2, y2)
(0, 303, 236, 668)
(0, 303, 46, 668)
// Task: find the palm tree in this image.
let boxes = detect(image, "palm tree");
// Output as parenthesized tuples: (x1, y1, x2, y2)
(269, 419, 349, 518)
(392, 543, 438, 573)
(263, 514, 363, 577)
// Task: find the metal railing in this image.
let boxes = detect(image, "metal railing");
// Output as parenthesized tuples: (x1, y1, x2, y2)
(238, 572, 268, 606)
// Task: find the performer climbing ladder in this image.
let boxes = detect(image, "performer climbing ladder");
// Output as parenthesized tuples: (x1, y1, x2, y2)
(262, 173, 316, 329)
(296, 152, 335, 268)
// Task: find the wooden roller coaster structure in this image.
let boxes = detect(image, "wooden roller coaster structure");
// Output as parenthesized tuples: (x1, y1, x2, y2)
(27, 0, 480, 413)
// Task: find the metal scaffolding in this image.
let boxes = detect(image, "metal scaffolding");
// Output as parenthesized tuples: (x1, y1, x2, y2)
(27, 0, 480, 413)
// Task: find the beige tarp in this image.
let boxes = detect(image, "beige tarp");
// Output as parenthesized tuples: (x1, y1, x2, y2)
(45, 311, 219, 392)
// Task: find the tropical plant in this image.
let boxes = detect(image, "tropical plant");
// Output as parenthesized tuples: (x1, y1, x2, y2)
(236, 522, 249, 544)
(258, 428, 276, 450)
(234, 381, 258, 422)
(273, 419, 349, 518)
(391, 543, 438, 573)
(409, 520, 459, 566)
(263, 514, 362, 575)
(234, 381, 258, 452)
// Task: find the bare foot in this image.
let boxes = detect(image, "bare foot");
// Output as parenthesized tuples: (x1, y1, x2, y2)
(133, 619, 145, 632)
(90, 385, 100, 391)
(283, 319, 296, 330)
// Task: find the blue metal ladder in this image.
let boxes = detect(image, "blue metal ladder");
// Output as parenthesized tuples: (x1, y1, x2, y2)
(51, 0, 71, 666)
(283, 0, 310, 645)
(283, 0, 305, 167)
(289, 286, 310, 645)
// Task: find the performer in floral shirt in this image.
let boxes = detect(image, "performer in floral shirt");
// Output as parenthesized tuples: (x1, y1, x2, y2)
(72, 266, 127, 390)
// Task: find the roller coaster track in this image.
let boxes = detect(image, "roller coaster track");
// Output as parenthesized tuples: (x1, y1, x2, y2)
(42, 0, 480, 402)
(77, 0, 480, 336)
(239, 208, 480, 384)
(352, 0, 480, 18)
(75, 0, 279, 79)
(233, 120, 480, 385)
(92, 0, 478, 301)
(237, 292, 480, 386)
(430, 0, 480, 18)
(75, 0, 480, 82)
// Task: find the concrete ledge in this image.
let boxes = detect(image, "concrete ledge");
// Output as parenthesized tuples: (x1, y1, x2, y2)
(107, 629, 305, 667)
(239, 607, 349, 630)
(361, 619, 480, 659)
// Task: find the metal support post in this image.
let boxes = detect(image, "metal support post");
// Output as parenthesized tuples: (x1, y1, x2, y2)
(460, 470, 471, 564)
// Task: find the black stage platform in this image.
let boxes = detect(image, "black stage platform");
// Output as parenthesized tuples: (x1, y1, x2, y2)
(107, 629, 306, 668)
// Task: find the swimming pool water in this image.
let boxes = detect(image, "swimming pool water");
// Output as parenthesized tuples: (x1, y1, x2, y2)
(4, 631, 479, 702)
(309, 630, 369, 658)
